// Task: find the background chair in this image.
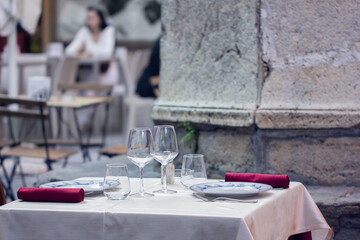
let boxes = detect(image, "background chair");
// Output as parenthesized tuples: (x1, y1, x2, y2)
(0, 180, 5, 206)
(114, 48, 154, 135)
(0, 96, 77, 199)
(99, 144, 127, 159)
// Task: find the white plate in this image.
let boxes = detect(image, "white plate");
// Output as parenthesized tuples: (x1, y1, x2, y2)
(40, 179, 119, 193)
(190, 182, 272, 198)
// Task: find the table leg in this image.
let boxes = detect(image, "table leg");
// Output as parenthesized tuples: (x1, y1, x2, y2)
(86, 105, 98, 152)
(0, 157, 18, 201)
(73, 109, 90, 162)
(93, 62, 100, 82)
(54, 107, 62, 139)
(97, 101, 111, 160)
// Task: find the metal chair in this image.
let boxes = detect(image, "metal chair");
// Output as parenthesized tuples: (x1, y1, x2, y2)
(99, 144, 127, 159)
(115, 49, 155, 135)
(0, 180, 5, 206)
(0, 95, 77, 200)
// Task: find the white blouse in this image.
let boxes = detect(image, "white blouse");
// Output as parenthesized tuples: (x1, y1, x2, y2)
(65, 26, 115, 58)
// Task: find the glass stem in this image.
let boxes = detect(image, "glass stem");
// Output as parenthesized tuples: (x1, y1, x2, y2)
(139, 166, 144, 196)
(162, 164, 167, 193)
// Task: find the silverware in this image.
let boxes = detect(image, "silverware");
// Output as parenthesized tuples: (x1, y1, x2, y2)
(193, 193, 258, 203)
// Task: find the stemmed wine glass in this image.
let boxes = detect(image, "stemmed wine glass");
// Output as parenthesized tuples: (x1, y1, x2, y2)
(127, 128, 154, 198)
(151, 125, 179, 194)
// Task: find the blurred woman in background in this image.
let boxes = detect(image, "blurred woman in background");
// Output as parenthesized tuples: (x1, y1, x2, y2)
(65, 6, 117, 85)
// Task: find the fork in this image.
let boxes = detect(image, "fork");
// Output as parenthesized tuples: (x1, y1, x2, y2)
(193, 193, 258, 203)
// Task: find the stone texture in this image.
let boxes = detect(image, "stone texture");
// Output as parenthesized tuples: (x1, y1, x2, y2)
(197, 129, 254, 176)
(265, 137, 360, 186)
(152, 106, 254, 127)
(260, 0, 360, 113)
(259, 64, 360, 110)
(256, 109, 360, 129)
(153, 0, 259, 127)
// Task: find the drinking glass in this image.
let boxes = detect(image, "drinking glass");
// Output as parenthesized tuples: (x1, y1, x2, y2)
(127, 128, 154, 198)
(104, 163, 131, 200)
(151, 125, 178, 194)
(181, 154, 207, 188)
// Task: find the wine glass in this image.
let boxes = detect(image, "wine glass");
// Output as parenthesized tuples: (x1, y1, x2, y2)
(127, 128, 154, 198)
(151, 125, 179, 194)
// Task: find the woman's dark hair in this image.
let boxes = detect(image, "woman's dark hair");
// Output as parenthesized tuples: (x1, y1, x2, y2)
(87, 6, 108, 31)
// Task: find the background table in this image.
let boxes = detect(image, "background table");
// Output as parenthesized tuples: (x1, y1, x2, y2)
(48, 95, 111, 162)
(0, 178, 332, 240)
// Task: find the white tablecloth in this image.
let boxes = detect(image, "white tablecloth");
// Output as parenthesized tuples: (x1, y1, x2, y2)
(0, 178, 332, 240)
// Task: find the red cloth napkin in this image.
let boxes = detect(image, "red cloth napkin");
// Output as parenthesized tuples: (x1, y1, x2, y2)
(225, 173, 290, 188)
(17, 188, 84, 203)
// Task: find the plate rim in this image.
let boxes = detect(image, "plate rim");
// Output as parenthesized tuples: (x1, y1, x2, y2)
(39, 179, 110, 192)
(189, 181, 273, 195)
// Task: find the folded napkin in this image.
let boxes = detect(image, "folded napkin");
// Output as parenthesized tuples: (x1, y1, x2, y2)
(17, 188, 84, 203)
(225, 173, 290, 188)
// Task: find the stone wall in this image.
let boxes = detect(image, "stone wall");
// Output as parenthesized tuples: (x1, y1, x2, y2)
(153, 0, 360, 186)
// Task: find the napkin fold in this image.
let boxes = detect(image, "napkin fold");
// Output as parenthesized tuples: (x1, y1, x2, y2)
(17, 187, 84, 203)
(225, 173, 290, 188)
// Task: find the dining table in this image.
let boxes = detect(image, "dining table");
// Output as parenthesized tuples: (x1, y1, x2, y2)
(0, 178, 332, 240)
(16, 94, 111, 162)
(47, 95, 112, 162)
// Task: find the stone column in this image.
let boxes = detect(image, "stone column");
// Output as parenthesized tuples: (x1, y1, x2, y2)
(153, 0, 260, 127)
(153, 0, 360, 186)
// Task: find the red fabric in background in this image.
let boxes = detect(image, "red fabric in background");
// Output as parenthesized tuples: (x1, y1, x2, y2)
(225, 173, 290, 188)
(17, 187, 84, 203)
(289, 231, 312, 240)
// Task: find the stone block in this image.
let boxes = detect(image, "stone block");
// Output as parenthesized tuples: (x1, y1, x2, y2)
(261, 0, 360, 59)
(256, 109, 360, 129)
(197, 129, 254, 176)
(265, 137, 360, 186)
(152, 106, 254, 127)
(259, 0, 360, 128)
(153, 0, 259, 127)
(259, 64, 360, 110)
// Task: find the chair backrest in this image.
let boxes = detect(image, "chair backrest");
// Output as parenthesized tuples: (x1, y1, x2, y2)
(0, 180, 6, 206)
(52, 57, 79, 93)
(127, 49, 151, 95)
(0, 95, 50, 152)
(0, 95, 48, 119)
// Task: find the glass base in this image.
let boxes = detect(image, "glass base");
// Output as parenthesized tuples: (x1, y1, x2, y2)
(153, 189, 177, 194)
(130, 192, 154, 198)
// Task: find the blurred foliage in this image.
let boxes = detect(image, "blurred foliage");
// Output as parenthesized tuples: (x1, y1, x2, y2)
(177, 122, 198, 147)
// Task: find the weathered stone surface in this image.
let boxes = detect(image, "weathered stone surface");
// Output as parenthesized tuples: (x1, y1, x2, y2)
(153, 0, 259, 127)
(259, 64, 360, 110)
(197, 129, 254, 176)
(256, 109, 360, 129)
(265, 137, 360, 186)
(260, 0, 360, 114)
(152, 106, 254, 127)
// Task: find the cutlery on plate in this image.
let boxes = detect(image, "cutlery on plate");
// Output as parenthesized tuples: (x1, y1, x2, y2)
(193, 193, 258, 203)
